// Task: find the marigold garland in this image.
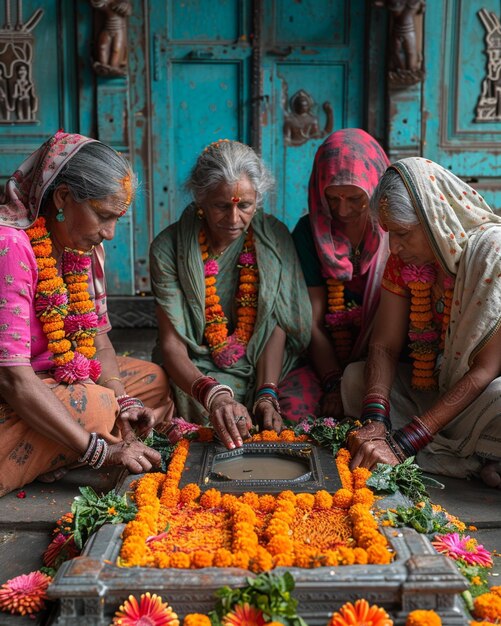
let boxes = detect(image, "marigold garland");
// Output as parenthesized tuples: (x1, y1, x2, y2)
(325, 278, 362, 366)
(118, 434, 393, 572)
(200, 227, 258, 369)
(25, 217, 101, 383)
(401, 264, 454, 391)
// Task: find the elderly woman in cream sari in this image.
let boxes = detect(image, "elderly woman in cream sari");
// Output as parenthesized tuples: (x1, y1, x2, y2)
(343, 157, 501, 488)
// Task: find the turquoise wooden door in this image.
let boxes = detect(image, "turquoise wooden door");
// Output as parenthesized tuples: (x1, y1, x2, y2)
(0, 0, 82, 180)
(423, 0, 501, 210)
(260, 1, 366, 229)
(145, 0, 367, 244)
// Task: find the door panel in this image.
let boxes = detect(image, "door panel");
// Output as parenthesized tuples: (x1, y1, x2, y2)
(260, 0, 366, 229)
(423, 0, 501, 210)
(0, 1, 79, 179)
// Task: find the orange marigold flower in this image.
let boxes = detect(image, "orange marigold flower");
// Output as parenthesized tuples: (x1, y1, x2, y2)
(332, 489, 353, 509)
(169, 552, 191, 569)
(352, 488, 375, 507)
(406, 610, 442, 626)
(315, 490, 333, 509)
(183, 614, 212, 626)
(352, 467, 371, 489)
(240, 492, 260, 509)
(180, 483, 201, 504)
(200, 488, 222, 509)
(213, 548, 233, 568)
(258, 494, 277, 513)
(232, 551, 250, 569)
(296, 493, 315, 510)
(190, 550, 214, 569)
(473, 590, 501, 620)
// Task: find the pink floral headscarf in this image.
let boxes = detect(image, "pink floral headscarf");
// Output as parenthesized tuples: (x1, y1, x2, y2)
(308, 128, 390, 281)
(0, 130, 95, 229)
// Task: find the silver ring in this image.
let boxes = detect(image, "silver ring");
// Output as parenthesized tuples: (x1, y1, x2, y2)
(235, 415, 245, 423)
(137, 455, 144, 461)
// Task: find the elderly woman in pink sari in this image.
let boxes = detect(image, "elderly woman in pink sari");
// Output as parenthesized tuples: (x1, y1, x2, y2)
(0, 131, 174, 496)
(281, 129, 390, 420)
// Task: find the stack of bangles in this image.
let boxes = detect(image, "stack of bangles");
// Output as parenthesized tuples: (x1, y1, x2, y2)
(117, 394, 144, 414)
(78, 432, 108, 469)
(252, 382, 280, 415)
(360, 393, 392, 431)
(392, 415, 434, 457)
(321, 369, 343, 394)
(191, 375, 234, 413)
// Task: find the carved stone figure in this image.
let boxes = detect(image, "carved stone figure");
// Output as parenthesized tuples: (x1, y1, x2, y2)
(475, 8, 501, 121)
(376, 0, 425, 86)
(283, 89, 333, 147)
(90, 0, 132, 77)
(11, 63, 36, 121)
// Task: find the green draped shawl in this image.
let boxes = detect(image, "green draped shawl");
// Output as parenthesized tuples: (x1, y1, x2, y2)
(150, 205, 312, 422)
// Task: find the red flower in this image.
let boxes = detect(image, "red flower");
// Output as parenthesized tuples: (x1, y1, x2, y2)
(16, 490, 26, 499)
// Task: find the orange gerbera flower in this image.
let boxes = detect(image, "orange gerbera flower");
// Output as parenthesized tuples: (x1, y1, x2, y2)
(222, 603, 266, 626)
(328, 598, 393, 626)
(112, 592, 179, 625)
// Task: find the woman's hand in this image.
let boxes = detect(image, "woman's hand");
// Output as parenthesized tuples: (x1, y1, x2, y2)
(319, 390, 344, 418)
(254, 401, 282, 433)
(347, 421, 403, 470)
(209, 392, 251, 449)
(118, 403, 157, 439)
(107, 437, 161, 474)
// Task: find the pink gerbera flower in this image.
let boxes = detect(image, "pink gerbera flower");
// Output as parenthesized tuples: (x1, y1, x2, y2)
(112, 592, 179, 625)
(432, 533, 493, 567)
(222, 603, 266, 626)
(0, 571, 52, 616)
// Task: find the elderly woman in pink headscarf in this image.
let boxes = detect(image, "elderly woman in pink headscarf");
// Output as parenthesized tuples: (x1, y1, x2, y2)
(281, 129, 390, 420)
(0, 131, 174, 496)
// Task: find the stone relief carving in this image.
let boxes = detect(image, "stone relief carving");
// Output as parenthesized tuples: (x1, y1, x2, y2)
(475, 8, 501, 121)
(283, 89, 333, 147)
(374, 0, 425, 87)
(0, 1, 43, 123)
(90, 0, 131, 77)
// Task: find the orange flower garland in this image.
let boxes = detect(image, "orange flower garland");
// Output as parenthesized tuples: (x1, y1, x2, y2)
(325, 278, 362, 366)
(119, 433, 393, 572)
(401, 265, 454, 391)
(25, 217, 101, 383)
(200, 227, 259, 368)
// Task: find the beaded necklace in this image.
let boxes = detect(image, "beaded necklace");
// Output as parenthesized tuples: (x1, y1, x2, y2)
(401, 264, 454, 391)
(200, 227, 259, 369)
(325, 279, 362, 366)
(26, 217, 101, 383)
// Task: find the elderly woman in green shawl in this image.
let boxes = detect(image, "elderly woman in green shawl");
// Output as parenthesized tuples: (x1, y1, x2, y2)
(150, 140, 311, 450)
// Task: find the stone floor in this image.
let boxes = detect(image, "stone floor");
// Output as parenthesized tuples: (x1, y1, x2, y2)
(0, 328, 499, 624)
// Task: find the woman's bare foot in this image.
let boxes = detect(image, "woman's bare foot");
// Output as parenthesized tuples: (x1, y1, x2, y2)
(480, 462, 501, 488)
(37, 467, 68, 483)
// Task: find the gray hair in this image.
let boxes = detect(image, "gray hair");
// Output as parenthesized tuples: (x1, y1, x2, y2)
(47, 141, 136, 203)
(186, 140, 274, 206)
(371, 168, 419, 227)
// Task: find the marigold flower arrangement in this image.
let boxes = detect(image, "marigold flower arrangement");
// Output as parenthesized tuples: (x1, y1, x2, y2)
(200, 227, 259, 368)
(400, 264, 454, 391)
(26, 217, 101, 383)
(325, 278, 362, 365)
(119, 433, 393, 571)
